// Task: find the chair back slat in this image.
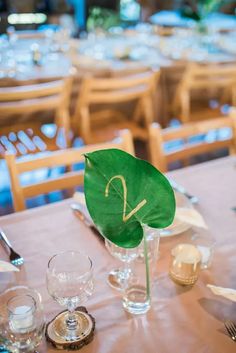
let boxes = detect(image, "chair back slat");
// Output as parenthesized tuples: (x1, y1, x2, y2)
(87, 71, 155, 90)
(0, 96, 61, 115)
(183, 63, 236, 88)
(23, 171, 84, 198)
(166, 139, 233, 163)
(149, 115, 236, 172)
(0, 80, 64, 101)
(87, 85, 149, 104)
(162, 118, 233, 142)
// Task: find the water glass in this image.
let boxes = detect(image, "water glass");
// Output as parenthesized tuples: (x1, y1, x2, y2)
(46, 251, 93, 341)
(0, 286, 45, 353)
(105, 239, 139, 291)
(122, 227, 160, 315)
(8, 295, 36, 334)
(191, 232, 215, 269)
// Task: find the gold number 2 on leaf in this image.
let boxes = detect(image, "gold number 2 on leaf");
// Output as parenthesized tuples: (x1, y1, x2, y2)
(105, 175, 147, 223)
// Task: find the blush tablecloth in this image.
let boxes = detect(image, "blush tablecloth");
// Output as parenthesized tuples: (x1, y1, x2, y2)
(0, 156, 235, 353)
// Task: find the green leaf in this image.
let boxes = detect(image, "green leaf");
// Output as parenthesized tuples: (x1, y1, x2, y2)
(84, 149, 175, 248)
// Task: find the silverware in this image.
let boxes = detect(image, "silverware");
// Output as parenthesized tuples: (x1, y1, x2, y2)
(224, 320, 236, 342)
(70, 203, 104, 242)
(0, 229, 24, 266)
(169, 179, 199, 204)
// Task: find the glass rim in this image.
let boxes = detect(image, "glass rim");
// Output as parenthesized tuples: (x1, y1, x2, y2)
(47, 250, 93, 276)
(7, 294, 36, 315)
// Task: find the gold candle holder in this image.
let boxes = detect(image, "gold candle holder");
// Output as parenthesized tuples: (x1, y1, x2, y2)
(169, 244, 202, 286)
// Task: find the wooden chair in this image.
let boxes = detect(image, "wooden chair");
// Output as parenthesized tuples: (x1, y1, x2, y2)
(148, 115, 236, 172)
(73, 69, 160, 143)
(232, 82, 236, 107)
(173, 62, 236, 123)
(5, 129, 134, 212)
(0, 77, 73, 157)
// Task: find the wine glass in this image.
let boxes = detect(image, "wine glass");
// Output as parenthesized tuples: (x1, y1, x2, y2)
(105, 227, 160, 291)
(105, 239, 140, 291)
(46, 251, 93, 341)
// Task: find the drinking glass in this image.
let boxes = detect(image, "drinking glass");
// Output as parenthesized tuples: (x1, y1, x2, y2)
(105, 239, 139, 291)
(0, 286, 45, 353)
(122, 227, 160, 314)
(191, 231, 215, 269)
(169, 243, 202, 286)
(46, 251, 93, 341)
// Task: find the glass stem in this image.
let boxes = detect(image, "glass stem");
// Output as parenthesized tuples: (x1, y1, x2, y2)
(123, 258, 131, 279)
(121, 254, 132, 290)
(66, 305, 78, 331)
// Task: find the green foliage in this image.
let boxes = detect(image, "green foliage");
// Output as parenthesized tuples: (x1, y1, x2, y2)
(87, 7, 120, 31)
(84, 149, 176, 248)
(181, 0, 234, 21)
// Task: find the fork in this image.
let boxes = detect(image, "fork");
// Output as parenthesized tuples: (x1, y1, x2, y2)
(224, 320, 236, 342)
(0, 230, 24, 266)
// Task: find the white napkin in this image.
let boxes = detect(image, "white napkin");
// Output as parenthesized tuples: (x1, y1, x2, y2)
(73, 191, 86, 205)
(73, 192, 93, 223)
(207, 284, 236, 302)
(175, 207, 208, 229)
(0, 260, 19, 272)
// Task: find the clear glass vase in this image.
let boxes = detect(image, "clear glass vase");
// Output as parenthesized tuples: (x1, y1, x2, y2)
(122, 226, 160, 315)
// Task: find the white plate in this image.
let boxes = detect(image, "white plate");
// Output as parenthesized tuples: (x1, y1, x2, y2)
(160, 191, 193, 237)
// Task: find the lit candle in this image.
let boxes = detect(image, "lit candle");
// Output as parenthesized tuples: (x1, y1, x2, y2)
(170, 243, 202, 285)
(8, 295, 35, 334)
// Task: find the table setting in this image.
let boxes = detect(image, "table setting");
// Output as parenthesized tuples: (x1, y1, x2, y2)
(1, 23, 235, 129)
(0, 30, 72, 83)
(1, 20, 236, 85)
(0, 154, 235, 352)
(71, 27, 236, 75)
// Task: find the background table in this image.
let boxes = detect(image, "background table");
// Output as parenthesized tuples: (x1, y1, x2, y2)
(0, 156, 235, 353)
(1, 27, 236, 126)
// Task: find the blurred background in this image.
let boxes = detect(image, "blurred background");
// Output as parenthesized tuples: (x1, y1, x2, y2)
(0, 1, 234, 34)
(0, 0, 236, 215)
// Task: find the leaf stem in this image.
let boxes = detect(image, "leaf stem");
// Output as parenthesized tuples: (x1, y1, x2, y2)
(142, 225, 150, 302)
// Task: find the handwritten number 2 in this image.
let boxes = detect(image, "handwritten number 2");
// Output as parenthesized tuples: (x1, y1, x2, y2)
(105, 175, 147, 222)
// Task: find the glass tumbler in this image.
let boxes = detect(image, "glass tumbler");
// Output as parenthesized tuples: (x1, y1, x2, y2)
(169, 243, 202, 286)
(122, 227, 160, 315)
(191, 231, 215, 269)
(0, 286, 45, 353)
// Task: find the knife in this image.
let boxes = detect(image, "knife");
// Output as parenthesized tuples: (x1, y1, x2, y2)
(169, 179, 199, 204)
(70, 203, 104, 242)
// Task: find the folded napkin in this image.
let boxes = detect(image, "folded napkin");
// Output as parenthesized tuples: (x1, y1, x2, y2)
(73, 191, 86, 205)
(0, 260, 19, 272)
(73, 192, 94, 224)
(207, 284, 236, 302)
(175, 207, 208, 229)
